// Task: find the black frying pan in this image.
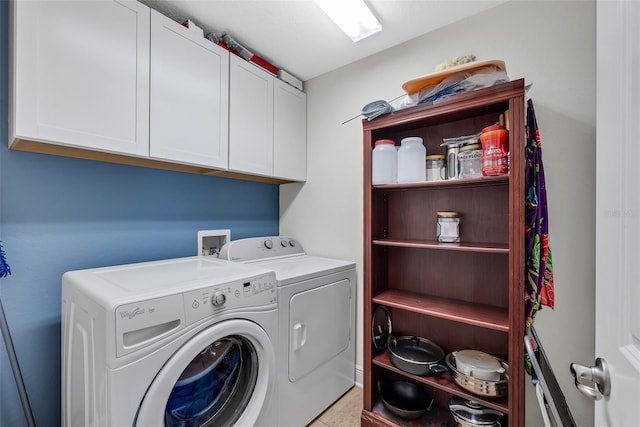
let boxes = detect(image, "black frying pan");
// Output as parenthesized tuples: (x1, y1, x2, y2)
(379, 380, 433, 419)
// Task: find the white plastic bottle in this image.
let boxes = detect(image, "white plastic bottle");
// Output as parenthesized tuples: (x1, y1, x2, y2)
(397, 137, 426, 183)
(372, 139, 397, 184)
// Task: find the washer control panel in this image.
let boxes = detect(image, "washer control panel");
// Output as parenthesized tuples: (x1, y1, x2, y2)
(114, 272, 276, 357)
(183, 273, 276, 325)
(220, 236, 304, 262)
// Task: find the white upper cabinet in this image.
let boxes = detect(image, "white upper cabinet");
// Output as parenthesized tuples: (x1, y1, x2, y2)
(10, 0, 150, 157)
(229, 55, 307, 181)
(10, 0, 305, 183)
(149, 10, 229, 169)
(274, 79, 307, 181)
(228, 55, 275, 177)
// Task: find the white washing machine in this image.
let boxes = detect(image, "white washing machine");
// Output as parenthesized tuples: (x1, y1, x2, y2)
(219, 236, 356, 427)
(61, 256, 278, 427)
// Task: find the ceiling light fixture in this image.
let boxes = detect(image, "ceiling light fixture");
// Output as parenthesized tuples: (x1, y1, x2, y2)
(314, 0, 382, 42)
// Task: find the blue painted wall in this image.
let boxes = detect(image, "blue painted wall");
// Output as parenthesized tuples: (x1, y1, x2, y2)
(0, 2, 279, 425)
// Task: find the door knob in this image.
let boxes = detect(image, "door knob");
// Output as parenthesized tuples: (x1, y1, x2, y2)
(570, 357, 610, 400)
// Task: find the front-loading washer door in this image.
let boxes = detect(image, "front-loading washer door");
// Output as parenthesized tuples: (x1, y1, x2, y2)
(135, 319, 275, 427)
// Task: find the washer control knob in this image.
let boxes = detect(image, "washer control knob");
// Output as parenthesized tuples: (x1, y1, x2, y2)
(211, 291, 226, 307)
(264, 239, 273, 249)
(289, 239, 296, 247)
(280, 240, 288, 247)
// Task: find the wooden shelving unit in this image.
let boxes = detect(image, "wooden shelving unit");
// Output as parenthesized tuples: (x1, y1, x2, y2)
(362, 79, 526, 426)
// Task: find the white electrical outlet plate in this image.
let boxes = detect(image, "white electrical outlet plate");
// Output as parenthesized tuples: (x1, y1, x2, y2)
(197, 229, 231, 257)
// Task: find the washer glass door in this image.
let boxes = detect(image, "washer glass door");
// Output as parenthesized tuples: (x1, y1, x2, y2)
(135, 319, 275, 427)
(165, 336, 257, 426)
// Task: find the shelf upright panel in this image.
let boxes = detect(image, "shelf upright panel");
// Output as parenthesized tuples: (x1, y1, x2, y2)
(507, 90, 526, 427)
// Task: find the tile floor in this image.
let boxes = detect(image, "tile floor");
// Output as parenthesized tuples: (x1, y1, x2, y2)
(307, 386, 363, 427)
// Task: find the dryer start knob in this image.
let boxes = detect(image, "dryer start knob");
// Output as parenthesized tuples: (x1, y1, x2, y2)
(264, 239, 273, 249)
(211, 291, 226, 307)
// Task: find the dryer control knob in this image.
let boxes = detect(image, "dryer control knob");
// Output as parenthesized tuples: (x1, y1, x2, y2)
(280, 240, 288, 247)
(211, 291, 226, 307)
(264, 239, 273, 249)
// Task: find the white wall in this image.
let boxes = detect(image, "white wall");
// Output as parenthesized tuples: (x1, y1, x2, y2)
(280, 1, 596, 425)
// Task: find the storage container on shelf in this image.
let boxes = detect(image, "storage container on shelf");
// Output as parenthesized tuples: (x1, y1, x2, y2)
(445, 144, 461, 180)
(437, 211, 460, 243)
(480, 125, 509, 176)
(371, 139, 397, 185)
(458, 143, 483, 179)
(426, 154, 446, 181)
(397, 137, 426, 183)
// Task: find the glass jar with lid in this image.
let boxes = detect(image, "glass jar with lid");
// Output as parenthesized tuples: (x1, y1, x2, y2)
(458, 143, 483, 179)
(426, 154, 446, 181)
(437, 211, 460, 243)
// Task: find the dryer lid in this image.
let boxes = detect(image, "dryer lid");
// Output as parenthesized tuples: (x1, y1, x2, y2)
(248, 255, 355, 285)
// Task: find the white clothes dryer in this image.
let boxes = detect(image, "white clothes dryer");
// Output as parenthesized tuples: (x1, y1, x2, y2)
(219, 236, 356, 427)
(61, 256, 278, 427)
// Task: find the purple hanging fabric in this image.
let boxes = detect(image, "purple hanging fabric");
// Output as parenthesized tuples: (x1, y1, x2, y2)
(524, 99, 554, 328)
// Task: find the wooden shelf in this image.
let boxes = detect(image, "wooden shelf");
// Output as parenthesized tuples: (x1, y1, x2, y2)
(373, 289, 509, 332)
(363, 401, 456, 427)
(361, 409, 401, 427)
(362, 79, 526, 426)
(372, 352, 509, 414)
(373, 174, 508, 191)
(373, 238, 509, 254)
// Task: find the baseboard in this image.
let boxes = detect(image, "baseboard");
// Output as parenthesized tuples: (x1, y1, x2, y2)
(355, 364, 363, 388)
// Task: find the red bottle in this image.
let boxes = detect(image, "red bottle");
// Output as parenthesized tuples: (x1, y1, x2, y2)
(480, 124, 509, 176)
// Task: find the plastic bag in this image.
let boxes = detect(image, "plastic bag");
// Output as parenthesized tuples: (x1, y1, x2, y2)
(398, 65, 509, 109)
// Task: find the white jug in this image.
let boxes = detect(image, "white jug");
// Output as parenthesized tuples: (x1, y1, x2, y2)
(397, 137, 426, 183)
(372, 139, 397, 185)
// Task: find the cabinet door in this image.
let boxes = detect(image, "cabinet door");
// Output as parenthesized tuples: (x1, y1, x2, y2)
(10, 0, 150, 156)
(228, 55, 274, 176)
(273, 79, 307, 181)
(149, 11, 229, 169)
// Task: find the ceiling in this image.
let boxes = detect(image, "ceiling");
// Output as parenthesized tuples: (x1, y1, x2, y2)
(142, 0, 507, 82)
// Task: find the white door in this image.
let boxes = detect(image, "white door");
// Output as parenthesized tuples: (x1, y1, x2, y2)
(588, 0, 640, 424)
(228, 55, 274, 176)
(149, 10, 229, 168)
(273, 79, 307, 181)
(11, 0, 150, 156)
